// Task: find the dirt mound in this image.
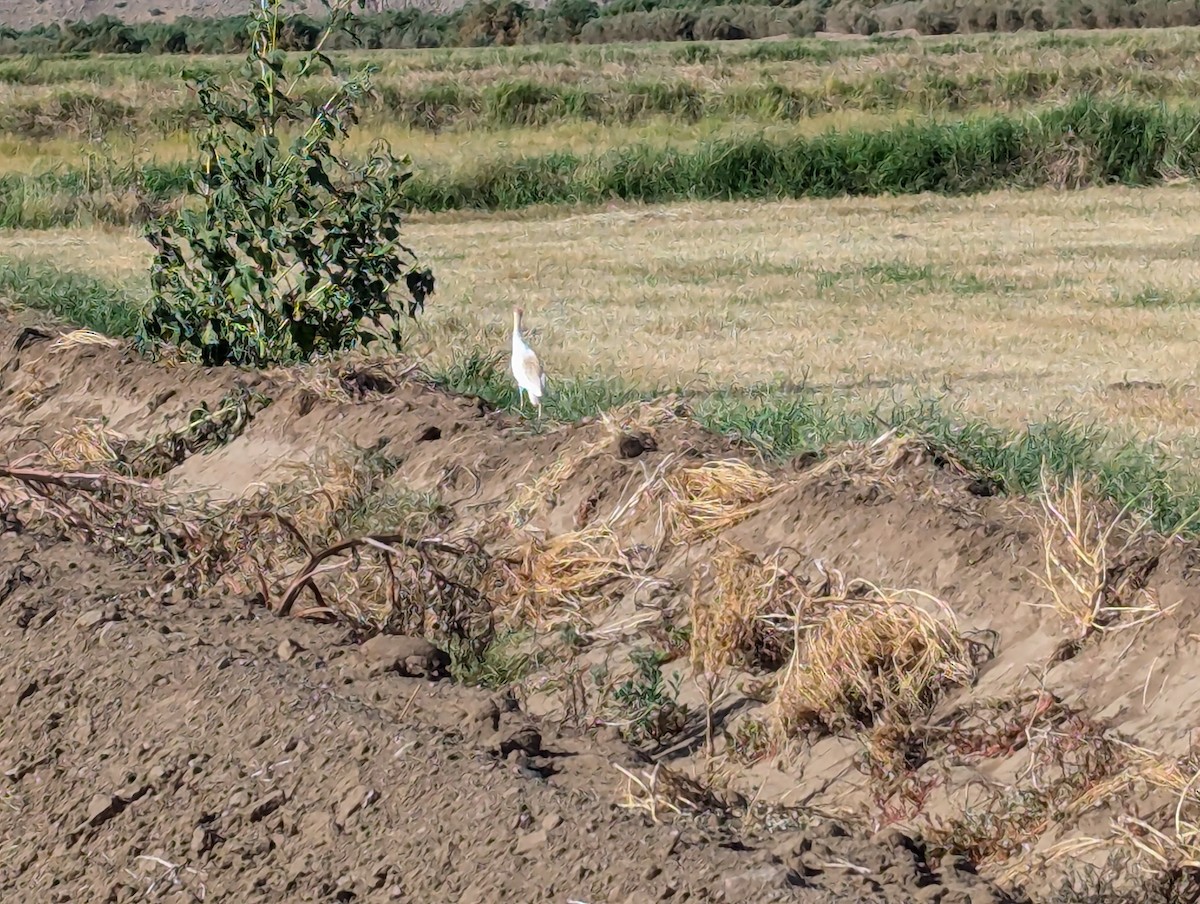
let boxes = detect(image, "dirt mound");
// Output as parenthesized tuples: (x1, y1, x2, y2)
(1, 527, 1008, 904)
(1, 309, 1197, 902)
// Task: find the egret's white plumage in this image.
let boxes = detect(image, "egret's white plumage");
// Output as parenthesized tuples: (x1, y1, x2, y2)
(510, 306, 546, 416)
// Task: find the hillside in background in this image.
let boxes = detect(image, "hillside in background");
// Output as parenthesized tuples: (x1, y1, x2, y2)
(0, 0, 472, 31)
(2, 0, 1200, 46)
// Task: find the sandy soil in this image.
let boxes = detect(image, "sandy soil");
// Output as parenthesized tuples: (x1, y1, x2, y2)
(1, 308, 1197, 902)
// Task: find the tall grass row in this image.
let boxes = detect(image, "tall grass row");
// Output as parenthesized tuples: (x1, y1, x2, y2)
(3, 96, 1198, 228)
(2, 65, 1197, 139)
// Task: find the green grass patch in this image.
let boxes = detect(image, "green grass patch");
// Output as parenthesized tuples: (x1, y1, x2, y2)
(8, 62, 1195, 138)
(448, 629, 542, 688)
(431, 349, 655, 420)
(0, 260, 146, 335)
(1113, 287, 1200, 308)
(815, 261, 1014, 296)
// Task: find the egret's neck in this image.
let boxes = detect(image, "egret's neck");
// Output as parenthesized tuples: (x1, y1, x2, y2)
(512, 312, 523, 339)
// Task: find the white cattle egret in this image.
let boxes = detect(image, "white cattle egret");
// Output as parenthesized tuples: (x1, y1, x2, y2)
(510, 306, 546, 416)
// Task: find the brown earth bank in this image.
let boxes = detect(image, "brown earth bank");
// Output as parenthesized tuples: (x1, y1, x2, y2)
(0, 309, 1198, 903)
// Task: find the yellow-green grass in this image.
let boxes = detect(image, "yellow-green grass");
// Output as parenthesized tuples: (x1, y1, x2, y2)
(2, 28, 1200, 146)
(0, 111, 913, 177)
(6, 35, 1196, 93)
(5, 183, 1200, 462)
(3, 26, 1199, 83)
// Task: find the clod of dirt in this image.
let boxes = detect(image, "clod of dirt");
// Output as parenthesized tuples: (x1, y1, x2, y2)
(340, 368, 395, 399)
(295, 389, 319, 417)
(277, 638, 302, 661)
(514, 828, 549, 855)
(146, 388, 177, 413)
(75, 603, 119, 630)
(463, 697, 502, 732)
(12, 327, 51, 352)
(966, 477, 1000, 497)
(495, 725, 542, 757)
(722, 863, 794, 902)
(357, 634, 449, 679)
(335, 785, 378, 829)
(617, 431, 658, 459)
(86, 793, 122, 827)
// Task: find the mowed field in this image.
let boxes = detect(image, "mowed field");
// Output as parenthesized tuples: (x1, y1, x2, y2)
(8, 186, 1200, 461)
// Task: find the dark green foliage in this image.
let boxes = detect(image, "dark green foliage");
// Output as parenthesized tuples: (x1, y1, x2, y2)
(136, 0, 434, 367)
(457, 0, 533, 45)
(3, 0, 1200, 55)
(541, 0, 600, 40)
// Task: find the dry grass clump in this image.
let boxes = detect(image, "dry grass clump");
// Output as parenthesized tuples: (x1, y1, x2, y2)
(265, 448, 374, 540)
(664, 458, 777, 543)
(772, 599, 975, 739)
(614, 761, 725, 824)
(493, 399, 681, 531)
(1049, 750, 1200, 877)
(45, 419, 124, 469)
(690, 544, 805, 676)
(265, 355, 417, 406)
(1034, 471, 1169, 639)
(6, 373, 51, 416)
(503, 436, 610, 528)
(769, 566, 975, 740)
(802, 430, 950, 488)
(276, 533, 496, 654)
(47, 328, 120, 352)
(689, 544, 807, 755)
(500, 523, 636, 628)
(598, 397, 681, 436)
(233, 447, 488, 640)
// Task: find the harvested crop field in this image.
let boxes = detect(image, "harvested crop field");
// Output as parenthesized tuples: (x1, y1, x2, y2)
(3, 303, 1200, 904)
(8, 184, 1200, 462)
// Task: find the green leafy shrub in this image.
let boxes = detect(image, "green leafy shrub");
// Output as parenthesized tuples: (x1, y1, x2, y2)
(136, 0, 434, 367)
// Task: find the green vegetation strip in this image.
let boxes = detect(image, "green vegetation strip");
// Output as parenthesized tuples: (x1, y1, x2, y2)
(0, 30, 1183, 85)
(2, 97, 1197, 228)
(4, 259, 1198, 537)
(6, 63, 1200, 139)
(1, 0, 1195, 55)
